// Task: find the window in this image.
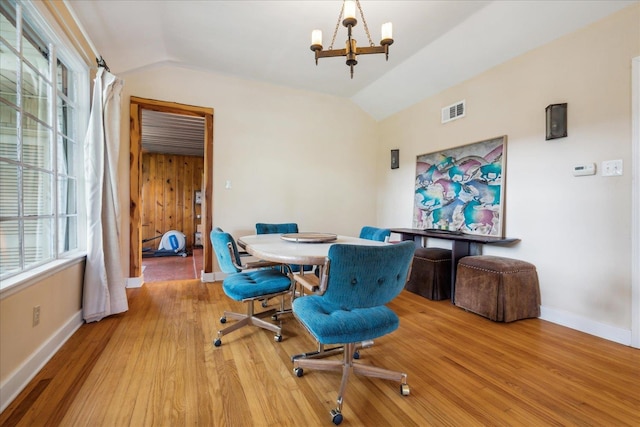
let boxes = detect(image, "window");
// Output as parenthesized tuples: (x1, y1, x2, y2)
(0, 0, 88, 282)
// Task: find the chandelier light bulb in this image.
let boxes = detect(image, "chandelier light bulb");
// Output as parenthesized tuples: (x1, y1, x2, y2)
(311, 29, 323, 47)
(381, 22, 393, 42)
(344, 0, 356, 21)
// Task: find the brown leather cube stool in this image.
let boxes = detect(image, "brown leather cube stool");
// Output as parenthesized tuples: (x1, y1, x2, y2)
(405, 247, 452, 300)
(454, 255, 540, 322)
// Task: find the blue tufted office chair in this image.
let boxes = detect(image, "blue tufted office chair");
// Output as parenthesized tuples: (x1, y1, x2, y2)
(210, 229, 293, 346)
(292, 225, 392, 359)
(291, 241, 415, 425)
(255, 222, 299, 235)
(256, 223, 313, 273)
(359, 226, 391, 242)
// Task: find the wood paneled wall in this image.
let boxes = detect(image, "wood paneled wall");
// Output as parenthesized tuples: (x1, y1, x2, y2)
(141, 153, 204, 251)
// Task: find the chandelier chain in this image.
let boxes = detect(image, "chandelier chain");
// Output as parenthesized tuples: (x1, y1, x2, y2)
(356, 0, 375, 47)
(328, 2, 344, 50)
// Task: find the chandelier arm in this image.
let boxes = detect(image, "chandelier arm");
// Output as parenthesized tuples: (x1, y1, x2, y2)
(328, 2, 345, 50)
(354, 46, 386, 55)
(315, 48, 349, 59)
(356, 0, 375, 47)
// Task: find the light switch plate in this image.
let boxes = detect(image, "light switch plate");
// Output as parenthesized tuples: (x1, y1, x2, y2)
(602, 159, 623, 176)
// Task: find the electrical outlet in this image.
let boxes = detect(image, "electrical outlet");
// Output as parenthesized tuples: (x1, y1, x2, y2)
(602, 159, 623, 176)
(33, 306, 40, 327)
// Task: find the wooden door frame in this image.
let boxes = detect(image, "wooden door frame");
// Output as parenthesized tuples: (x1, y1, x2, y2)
(129, 96, 214, 278)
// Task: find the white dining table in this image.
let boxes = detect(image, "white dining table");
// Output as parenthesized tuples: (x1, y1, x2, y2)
(237, 233, 388, 266)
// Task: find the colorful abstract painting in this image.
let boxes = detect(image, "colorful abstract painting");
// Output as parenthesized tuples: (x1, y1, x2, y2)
(413, 136, 507, 237)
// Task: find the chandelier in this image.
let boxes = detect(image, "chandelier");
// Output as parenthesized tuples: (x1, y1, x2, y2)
(310, 0, 393, 79)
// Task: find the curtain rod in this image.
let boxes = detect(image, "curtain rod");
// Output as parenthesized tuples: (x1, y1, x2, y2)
(96, 56, 110, 72)
(60, 0, 109, 71)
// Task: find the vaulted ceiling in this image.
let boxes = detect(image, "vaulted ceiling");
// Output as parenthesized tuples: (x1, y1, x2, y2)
(69, 0, 635, 120)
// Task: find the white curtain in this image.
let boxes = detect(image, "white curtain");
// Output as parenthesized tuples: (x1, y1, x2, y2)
(82, 67, 128, 322)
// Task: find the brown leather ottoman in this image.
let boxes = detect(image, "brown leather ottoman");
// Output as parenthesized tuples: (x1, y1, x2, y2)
(405, 247, 452, 300)
(454, 255, 540, 322)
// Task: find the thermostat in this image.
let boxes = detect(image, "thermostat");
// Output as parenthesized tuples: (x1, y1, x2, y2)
(573, 163, 596, 176)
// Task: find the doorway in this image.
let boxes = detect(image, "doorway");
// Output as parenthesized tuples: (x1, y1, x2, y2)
(632, 56, 639, 348)
(129, 97, 214, 280)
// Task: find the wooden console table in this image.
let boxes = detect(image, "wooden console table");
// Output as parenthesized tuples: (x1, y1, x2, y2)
(390, 228, 520, 303)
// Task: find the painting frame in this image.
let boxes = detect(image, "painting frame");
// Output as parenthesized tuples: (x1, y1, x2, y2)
(413, 135, 507, 237)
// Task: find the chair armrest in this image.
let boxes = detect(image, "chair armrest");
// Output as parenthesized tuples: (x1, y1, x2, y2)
(294, 258, 330, 293)
(294, 274, 320, 293)
(242, 259, 282, 270)
(227, 242, 283, 272)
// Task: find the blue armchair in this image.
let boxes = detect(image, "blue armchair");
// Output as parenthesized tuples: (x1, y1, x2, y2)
(255, 222, 313, 273)
(210, 229, 293, 346)
(291, 241, 415, 425)
(255, 222, 299, 234)
(359, 225, 391, 242)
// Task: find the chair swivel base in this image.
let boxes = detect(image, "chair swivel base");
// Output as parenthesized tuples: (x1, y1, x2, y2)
(292, 342, 409, 425)
(290, 339, 374, 362)
(261, 298, 292, 320)
(213, 305, 284, 346)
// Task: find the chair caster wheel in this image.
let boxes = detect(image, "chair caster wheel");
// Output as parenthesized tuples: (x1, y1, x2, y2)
(274, 334, 283, 342)
(294, 367, 303, 377)
(353, 351, 360, 359)
(214, 338, 222, 347)
(219, 317, 227, 324)
(272, 314, 278, 321)
(400, 383, 410, 396)
(330, 409, 343, 425)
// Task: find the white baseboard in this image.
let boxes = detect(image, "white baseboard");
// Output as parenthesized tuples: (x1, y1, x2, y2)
(201, 271, 227, 282)
(540, 305, 631, 346)
(0, 310, 84, 413)
(201, 271, 215, 282)
(126, 276, 144, 288)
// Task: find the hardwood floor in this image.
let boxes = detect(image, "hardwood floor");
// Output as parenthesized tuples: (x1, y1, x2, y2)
(1, 279, 639, 426)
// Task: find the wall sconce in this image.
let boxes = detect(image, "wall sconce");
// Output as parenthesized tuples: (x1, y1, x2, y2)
(390, 149, 399, 169)
(546, 103, 567, 140)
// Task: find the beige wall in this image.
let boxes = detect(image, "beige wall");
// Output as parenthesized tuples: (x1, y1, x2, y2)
(377, 5, 639, 332)
(119, 65, 380, 277)
(0, 261, 84, 387)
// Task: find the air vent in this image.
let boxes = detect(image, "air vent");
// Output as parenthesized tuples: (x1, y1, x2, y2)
(441, 100, 465, 123)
